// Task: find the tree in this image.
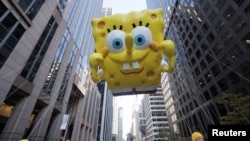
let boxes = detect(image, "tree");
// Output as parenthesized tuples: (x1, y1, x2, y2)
(158, 131, 167, 141)
(216, 93, 250, 124)
(158, 128, 175, 141)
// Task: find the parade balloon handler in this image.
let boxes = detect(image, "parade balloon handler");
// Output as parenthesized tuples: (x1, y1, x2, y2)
(192, 131, 205, 141)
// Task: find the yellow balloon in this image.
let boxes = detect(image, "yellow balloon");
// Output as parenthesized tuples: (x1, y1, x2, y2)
(89, 8, 175, 96)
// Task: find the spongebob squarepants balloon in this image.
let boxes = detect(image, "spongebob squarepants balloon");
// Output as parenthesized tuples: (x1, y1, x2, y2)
(89, 8, 175, 96)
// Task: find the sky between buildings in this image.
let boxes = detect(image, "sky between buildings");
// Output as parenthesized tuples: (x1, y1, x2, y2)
(102, 0, 147, 139)
(103, 0, 147, 14)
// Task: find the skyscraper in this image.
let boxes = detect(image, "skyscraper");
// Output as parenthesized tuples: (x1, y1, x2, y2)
(101, 7, 113, 17)
(146, 0, 250, 140)
(0, 0, 103, 140)
(95, 7, 114, 141)
(143, 85, 170, 141)
(132, 103, 146, 141)
(97, 80, 113, 141)
(118, 107, 124, 141)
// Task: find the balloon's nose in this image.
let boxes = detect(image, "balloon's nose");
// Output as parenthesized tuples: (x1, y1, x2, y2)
(125, 33, 133, 55)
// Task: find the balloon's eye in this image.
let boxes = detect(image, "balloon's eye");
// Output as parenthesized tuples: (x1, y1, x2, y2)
(106, 30, 126, 52)
(131, 26, 152, 50)
(112, 38, 123, 49)
(134, 34, 146, 46)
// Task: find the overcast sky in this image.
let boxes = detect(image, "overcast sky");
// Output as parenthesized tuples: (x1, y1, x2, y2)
(103, 0, 147, 14)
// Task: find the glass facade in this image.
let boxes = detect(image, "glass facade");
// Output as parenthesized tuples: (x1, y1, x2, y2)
(0, 2, 26, 69)
(147, 0, 250, 139)
(0, 0, 104, 140)
(21, 16, 58, 82)
(17, 0, 45, 20)
(143, 86, 170, 141)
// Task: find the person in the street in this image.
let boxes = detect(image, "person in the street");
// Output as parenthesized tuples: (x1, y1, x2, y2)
(191, 131, 204, 141)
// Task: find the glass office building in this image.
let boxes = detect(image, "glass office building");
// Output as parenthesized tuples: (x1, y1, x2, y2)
(0, 0, 103, 140)
(143, 86, 170, 141)
(146, 0, 250, 140)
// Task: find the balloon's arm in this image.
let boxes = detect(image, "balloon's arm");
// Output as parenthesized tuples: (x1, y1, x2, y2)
(89, 53, 104, 82)
(160, 40, 176, 72)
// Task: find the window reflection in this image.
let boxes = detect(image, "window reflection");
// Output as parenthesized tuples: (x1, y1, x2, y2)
(17, 0, 45, 20)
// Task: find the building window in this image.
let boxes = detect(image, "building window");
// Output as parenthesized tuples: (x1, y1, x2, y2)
(208, 10, 216, 22)
(203, 1, 210, 13)
(234, 0, 244, 6)
(0, 2, 26, 68)
(182, 19, 187, 25)
(212, 43, 223, 55)
(182, 95, 186, 102)
(1, 13, 17, 31)
(245, 4, 250, 19)
(217, 78, 229, 91)
(241, 32, 250, 50)
(188, 48, 192, 56)
(201, 42, 208, 51)
(193, 25, 197, 33)
(200, 60, 206, 69)
(0, 2, 8, 15)
(184, 39, 189, 46)
(226, 72, 239, 84)
(188, 32, 193, 40)
(21, 16, 58, 82)
(191, 57, 196, 65)
(214, 20, 225, 33)
(43, 29, 69, 95)
(216, 0, 226, 10)
(211, 64, 220, 76)
(57, 44, 77, 103)
(57, 0, 68, 15)
(182, 32, 186, 40)
(210, 86, 218, 97)
(205, 54, 212, 63)
(195, 50, 201, 59)
(17, 0, 45, 20)
(231, 17, 246, 33)
(203, 91, 211, 101)
(177, 19, 180, 25)
(223, 5, 235, 21)
(197, 0, 204, 5)
(199, 78, 205, 88)
(189, 17, 193, 25)
(179, 98, 183, 105)
(185, 25, 190, 32)
(222, 31, 233, 46)
(207, 32, 215, 43)
(189, 102, 194, 110)
(196, 32, 202, 41)
(229, 45, 243, 61)
(202, 22, 209, 34)
(239, 61, 250, 79)
(205, 72, 212, 83)
(220, 55, 231, 69)
(193, 99, 199, 107)
(0, 23, 25, 68)
(194, 67, 200, 75)
(192, 41, 197, 50)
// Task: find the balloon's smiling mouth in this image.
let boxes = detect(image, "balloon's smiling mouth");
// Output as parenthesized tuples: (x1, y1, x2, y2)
(120, 61, 144, 74)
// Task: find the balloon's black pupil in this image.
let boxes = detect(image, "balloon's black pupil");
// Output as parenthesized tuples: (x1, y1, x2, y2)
(115, 42, 120, 46)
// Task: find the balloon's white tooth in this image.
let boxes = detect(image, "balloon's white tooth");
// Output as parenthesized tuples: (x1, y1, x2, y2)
(123, 63, 130, 70)
(132, 61, 140, 69)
